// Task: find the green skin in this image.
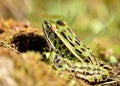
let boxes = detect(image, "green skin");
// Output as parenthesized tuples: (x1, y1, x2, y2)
(42, 20, 113, 84)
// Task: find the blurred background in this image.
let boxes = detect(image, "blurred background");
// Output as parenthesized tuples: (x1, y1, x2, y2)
(0, 0, 120, 56)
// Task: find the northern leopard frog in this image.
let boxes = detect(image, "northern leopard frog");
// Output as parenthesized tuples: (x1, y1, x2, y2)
(42, 20, 114, 84)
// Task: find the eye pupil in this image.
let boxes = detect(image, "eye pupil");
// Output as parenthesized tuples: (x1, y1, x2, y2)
(56, 20, 65, 26)
(46, 23, 52, 30)
(47, 25, 50, 28)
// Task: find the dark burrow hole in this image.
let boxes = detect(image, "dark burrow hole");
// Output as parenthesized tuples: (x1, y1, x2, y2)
(11, 32, 49, 53)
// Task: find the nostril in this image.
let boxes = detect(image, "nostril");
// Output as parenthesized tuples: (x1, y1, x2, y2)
(44, 20, 48, 24)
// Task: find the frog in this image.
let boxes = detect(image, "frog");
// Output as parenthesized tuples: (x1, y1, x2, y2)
(42, 20, 114, 84)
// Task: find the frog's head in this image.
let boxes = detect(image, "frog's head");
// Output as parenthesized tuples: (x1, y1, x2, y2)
(42, 20, 67, 49)
(42, 20, 67, 33)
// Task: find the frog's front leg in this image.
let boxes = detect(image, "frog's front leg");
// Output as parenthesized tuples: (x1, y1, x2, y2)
(44, 50, 72, 71)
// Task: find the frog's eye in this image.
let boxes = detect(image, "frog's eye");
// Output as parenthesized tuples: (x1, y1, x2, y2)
(47, 24, 51, 29)
(56, 20, 65, 26)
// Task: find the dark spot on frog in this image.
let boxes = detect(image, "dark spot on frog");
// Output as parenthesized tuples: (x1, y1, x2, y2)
(58, 65, 62, 68)
(71, 69, 75, 72)
(56, 20, 65, 26)
(86, 71, 90, 75)
(94, 78, 97, 82)
(75, 40, 80, 45)
(81, 47, 86, 52)
(103, 66, 111, 70)
(69, 41, 75, 47)
(102, 75, 107, 80)
(55, 54, 59, 59)
(83, 45, 86, 48)
(67, 28, 73, 34)
(56, 59, 60, 63)
(62, 45, 66, 49)
(69, 54, 74, 60)
(58, 40, 63, 45)
(75, 37, 80, 43)
(70, 53, 74, 57)
(58, 46, 61, 50)
(87, 47, 90, 50)
(84, 58, 89, 63)
(75, 49, 82, 54)
(54, 40, 57, 46)
(68, 36, 72, 41)
(62, 53, 65, 57)
(61, 31, 68, 40)
(99, 63, 104, 67)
